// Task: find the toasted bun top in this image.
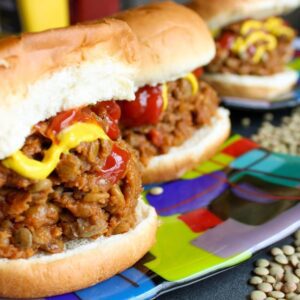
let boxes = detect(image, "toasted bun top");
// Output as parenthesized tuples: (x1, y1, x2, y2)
(187, 0, 300, 29)
(115, 1, 215, 87)
(0, 19, 139, 159)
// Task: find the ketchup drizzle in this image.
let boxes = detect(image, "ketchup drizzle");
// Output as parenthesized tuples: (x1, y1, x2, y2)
(96, 145, 130, 184)
(120, 85, 164, 127)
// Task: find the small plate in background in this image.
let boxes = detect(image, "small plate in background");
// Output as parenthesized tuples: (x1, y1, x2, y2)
(222, 86, 300, 111)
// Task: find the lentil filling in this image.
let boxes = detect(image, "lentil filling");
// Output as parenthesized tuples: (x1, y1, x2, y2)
(0, 104, 141, 259)
(121, 78, 220, 165)
(206, 18, 295, 76)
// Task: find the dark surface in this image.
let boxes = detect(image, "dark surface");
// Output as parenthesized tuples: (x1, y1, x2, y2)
(227, 106, 293, 137)
(158, 106, 298, 300)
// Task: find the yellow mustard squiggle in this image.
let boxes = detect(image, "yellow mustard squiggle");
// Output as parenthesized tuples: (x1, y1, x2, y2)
(231, 17, 294, 63)
(3, 123, 108, 180)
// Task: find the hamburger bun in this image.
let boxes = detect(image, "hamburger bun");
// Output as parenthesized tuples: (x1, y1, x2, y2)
(0, 199, 157, 298)
(203, 69, 299, 100)
(143, 108, 230, 184)
(0, 18, 139, 160)
(187, 0, 300, 29)
(115, 1, 215, 87)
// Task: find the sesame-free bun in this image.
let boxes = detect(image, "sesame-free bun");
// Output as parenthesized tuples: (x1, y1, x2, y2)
(142, 108, 230, 184)
(0, 19, 139, 160)
(203, 69, 299, 100)
(0, 199, 157, 298)
(187, 0, 300, 29)
(115, 1, 216, 87)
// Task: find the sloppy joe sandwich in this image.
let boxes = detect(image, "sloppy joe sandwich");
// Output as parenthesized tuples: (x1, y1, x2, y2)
(115, 1, 231, 184)
(188, 0, 300, 100)
(0, 19, 157, 298)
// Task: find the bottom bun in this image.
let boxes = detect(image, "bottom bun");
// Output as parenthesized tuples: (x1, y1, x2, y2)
(0, 199, 157, 298)
(142, 107, 230, 184)
(203, 69, 298, 100)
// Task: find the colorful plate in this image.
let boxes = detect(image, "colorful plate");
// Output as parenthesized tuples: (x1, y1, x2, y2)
(222, 39, 300, 111)
(30, 135, 300, 300)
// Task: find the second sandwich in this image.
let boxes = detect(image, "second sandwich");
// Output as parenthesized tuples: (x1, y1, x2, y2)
(116, 1, 231, 184)
(188, 0, 300, 100)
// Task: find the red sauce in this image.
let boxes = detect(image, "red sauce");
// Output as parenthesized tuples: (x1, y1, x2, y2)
(96, 145, 130, 184)
(247, 44, 257, 56)
(193, 67, 203, 78)
(218, 32, 235, 49)
(92, 101, 121, 140)
(120, 85, 164, 127)
(147, 128, 163, 147)
(46, 109, 94, 141)
(46, 101, 122, 141)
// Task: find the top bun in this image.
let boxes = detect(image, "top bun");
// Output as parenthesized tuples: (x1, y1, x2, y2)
(115, 1, 215, 87)
(0, 19, 139, 159)
(187, 0, 300, 29)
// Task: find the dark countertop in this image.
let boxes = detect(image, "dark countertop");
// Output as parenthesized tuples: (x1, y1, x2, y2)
(227, 106, 294, 137)
(158, 106, 297, 300)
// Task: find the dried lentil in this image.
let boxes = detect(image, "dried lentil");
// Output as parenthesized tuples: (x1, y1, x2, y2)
(149, 187, 164, 196)
(250, 276, 264, 285)
(251, 290, 267, 300)
(251, 108, 300, 155)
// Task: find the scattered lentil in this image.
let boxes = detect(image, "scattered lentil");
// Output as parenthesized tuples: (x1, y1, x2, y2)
(263, 275, 276, 284)
(268, 291, 285, 298)
(242, 117, 251, 127)
(251, 108, 300, 155)
(271, 248, 284, 256)
(289, 254, 299, 267)
(273, 282, 283, 291)
(250, 276, 264, 285)
(248, 228, 300, 299)
(270, 262, 282, 268)
(283, 245, 295, 256)
(295, 230, 300, 240)
(286, 293, 296, 299)
(269, 267, 284, 278)
(251, 290, 267, 300)
(257, 282, 273, 293)
(264, 113, 274, 122)
(282, 281, 297, 293)
(255, 267, 270, 276)
(284, 265, 293, 272)
(284, 272, 300, 284)
(149, 187, 164, 196)
(257, 259, 270, 268)
(274, 254, 288, 265)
